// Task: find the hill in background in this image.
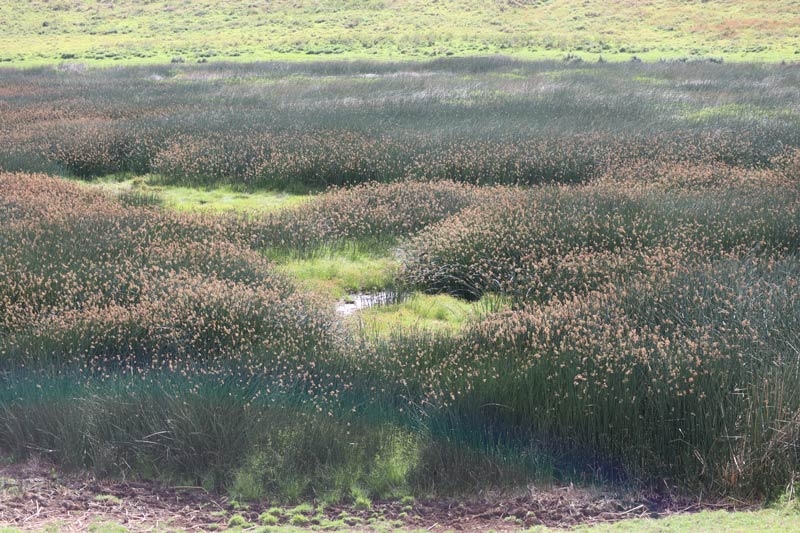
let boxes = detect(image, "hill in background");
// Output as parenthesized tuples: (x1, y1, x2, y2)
(1, 0, 798, 66)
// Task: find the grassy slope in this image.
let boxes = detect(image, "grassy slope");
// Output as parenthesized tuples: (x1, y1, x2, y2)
(0, 0, 798, 66)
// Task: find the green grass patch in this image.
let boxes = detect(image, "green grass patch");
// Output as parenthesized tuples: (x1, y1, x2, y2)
(94, 494, 123, 505)
(354, 293, 508, 336)
(559, 508, 800, 532)
(81, 175, 310, 213)
(276, 251, 399, 300)
(86, 522, 129, 533)
(226, 514, 253, 529)
(1, 0, 798, 66)
(683, 103, 798, 123)
(155, 185, 309, 213)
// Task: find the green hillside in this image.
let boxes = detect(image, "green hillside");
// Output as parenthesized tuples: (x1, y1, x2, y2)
(1, 0, 798, 66)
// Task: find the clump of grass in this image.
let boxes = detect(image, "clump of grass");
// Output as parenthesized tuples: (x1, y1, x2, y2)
(0, 173, 336, 371)
(94, 494, 122, 505)
(226, 514, 252, 529)
(351, 487, 372, 510)
(392, 255, 800, 495)
(258, 512, 280, 526)
(288, 513, 310, 526)
(245, 179, 479, 256)
(401, 180, 799, 300)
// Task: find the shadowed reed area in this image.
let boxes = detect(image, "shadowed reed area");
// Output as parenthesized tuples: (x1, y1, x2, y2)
(2, 167, 800, 501)
(392, 255, 800, 496)
(2, 59, 800, 191)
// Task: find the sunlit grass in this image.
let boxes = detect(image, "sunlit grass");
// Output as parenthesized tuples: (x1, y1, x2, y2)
(558, 508, 800, 532)
(6, 61, 798, 193)
(2, 54, 800, 512)
(683, 103, 798, 123)
(353, 293, 508, 337)
(81, 175, 310, 213)
(1, 0, 797, 66)
(4, 506, 796, 532)
(275, 251, 399, 300)
(155, 185, 309, 213)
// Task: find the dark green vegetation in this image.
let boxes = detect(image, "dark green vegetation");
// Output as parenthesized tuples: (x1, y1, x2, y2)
(1, 59, 800, 520)
(1, 0, 799, 66)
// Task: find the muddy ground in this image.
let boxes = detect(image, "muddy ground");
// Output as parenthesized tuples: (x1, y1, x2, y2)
(0, 460, 753, 532)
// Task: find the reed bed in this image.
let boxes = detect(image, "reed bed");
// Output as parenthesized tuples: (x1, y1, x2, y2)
(2, 58, 800, 502)
(240, 180, 479, 255)
(375, 254, 800, 495)
(0, 173, 340, 381)
(3, 168, 799, 499)
(401, 166, 799, 300)
(2, 59, 799, 190)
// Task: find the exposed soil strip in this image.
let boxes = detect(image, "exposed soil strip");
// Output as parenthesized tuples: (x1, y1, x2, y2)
(0, 460, 756, 532)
